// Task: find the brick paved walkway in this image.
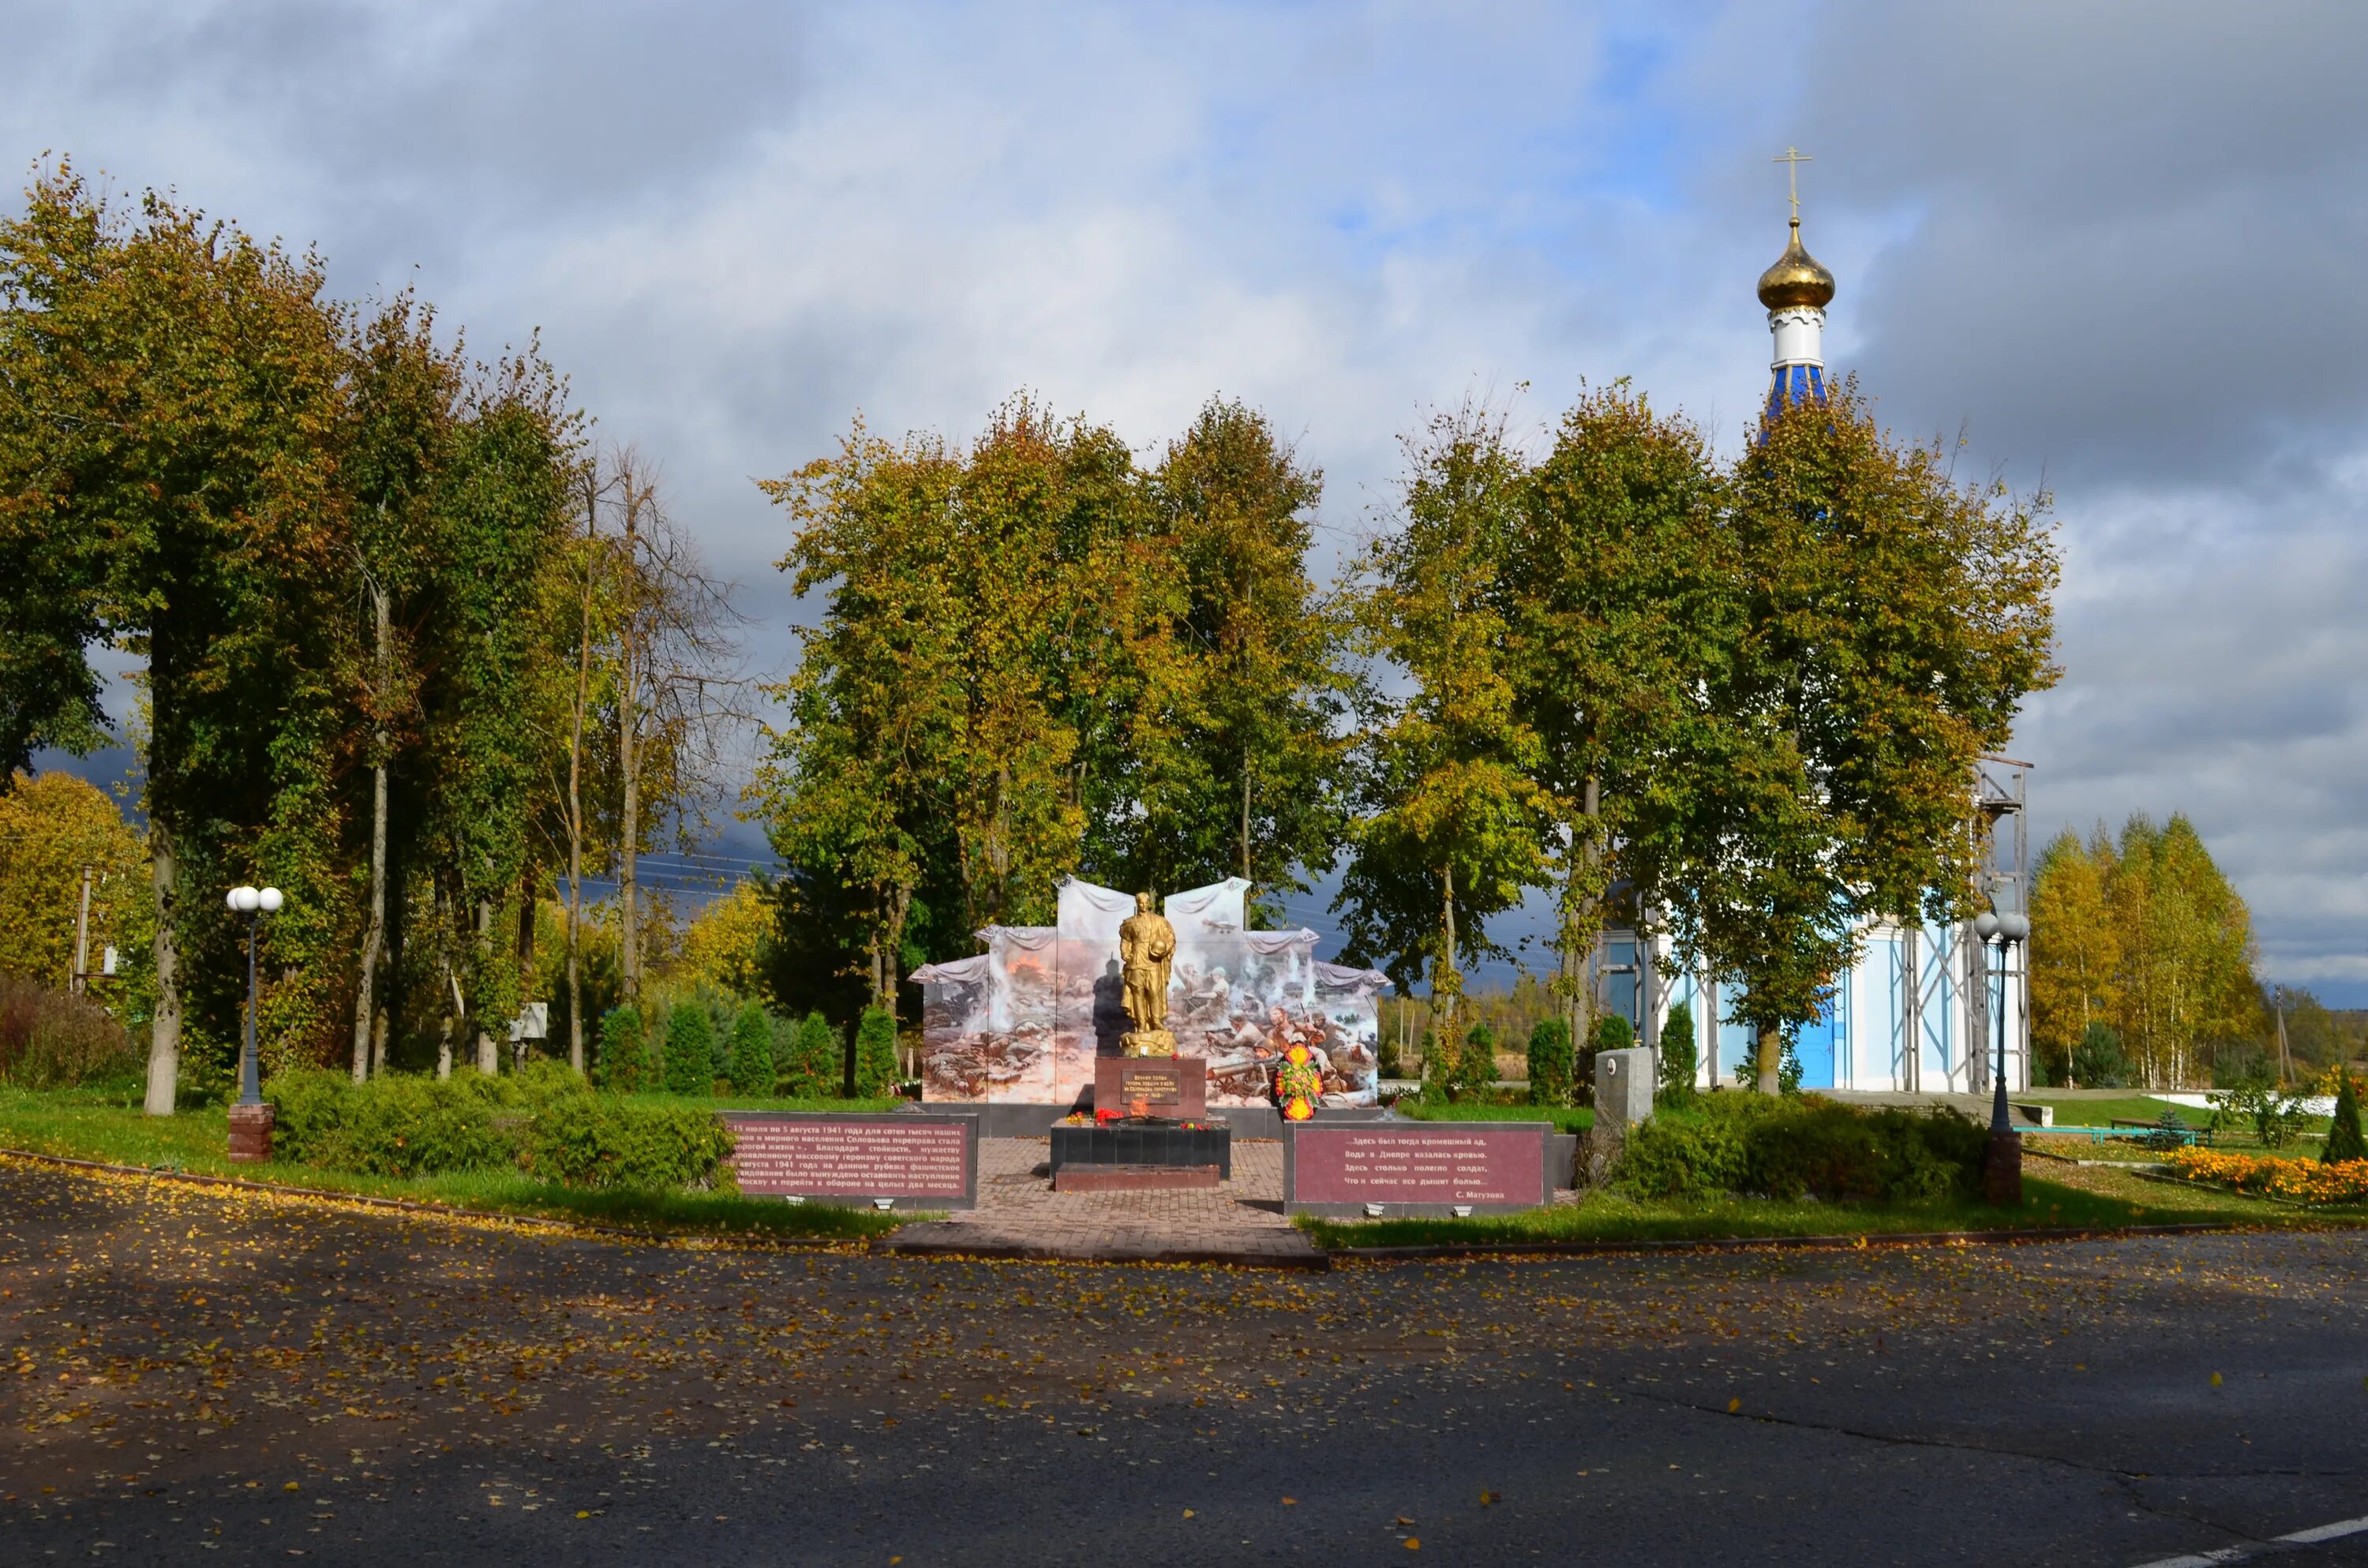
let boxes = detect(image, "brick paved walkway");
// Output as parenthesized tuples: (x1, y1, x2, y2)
(875, 1136, 1327, 1267)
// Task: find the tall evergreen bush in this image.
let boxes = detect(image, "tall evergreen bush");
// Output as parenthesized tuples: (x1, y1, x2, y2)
(1581, 1013, 1634, 1103)
(780, 1011, 840, 1098)
(727, 1002, 774, 1097)
(1525, 1018, 1573, 1106)
(1659, 1001, 1699, 1099)
(854, 1006, 901, 1097)
(598, 1005, 646, 1092)
(663, 1005, 715, 1096)
(2325, 1075, 2367, 1165)
(2071, 1022, 2128, 1089)
(1459, 1022, 1501, 1099)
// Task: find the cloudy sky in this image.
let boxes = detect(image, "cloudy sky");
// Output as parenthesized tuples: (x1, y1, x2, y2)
(10, 2, 2366, 998)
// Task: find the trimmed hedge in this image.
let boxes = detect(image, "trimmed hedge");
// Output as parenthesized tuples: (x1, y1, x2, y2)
(520, 1094, 736, 1191)
(1616, 1093, 1983, 1204)
(267, 1066, 734, 1192)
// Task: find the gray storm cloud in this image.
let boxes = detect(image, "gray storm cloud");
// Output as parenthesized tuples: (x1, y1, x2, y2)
(8, 1, 2361, 994)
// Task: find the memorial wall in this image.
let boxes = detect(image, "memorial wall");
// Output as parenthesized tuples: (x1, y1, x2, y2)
(912, 876, 1387, 1108)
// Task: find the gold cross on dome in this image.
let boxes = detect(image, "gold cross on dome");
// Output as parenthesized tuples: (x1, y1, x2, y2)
(1773, 146, 1812, 223)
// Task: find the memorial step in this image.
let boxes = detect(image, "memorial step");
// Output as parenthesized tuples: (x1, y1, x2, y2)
(1052, 1162, 1222, 1192)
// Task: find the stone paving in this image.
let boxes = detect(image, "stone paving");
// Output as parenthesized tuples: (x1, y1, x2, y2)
(876, 1136, 1328, 1267)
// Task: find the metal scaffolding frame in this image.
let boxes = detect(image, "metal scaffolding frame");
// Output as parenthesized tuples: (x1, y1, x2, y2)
(1897, 755, 2032, 1095)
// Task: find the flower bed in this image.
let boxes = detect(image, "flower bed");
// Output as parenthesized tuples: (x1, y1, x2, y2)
(2165, 1148, 2368, 1207)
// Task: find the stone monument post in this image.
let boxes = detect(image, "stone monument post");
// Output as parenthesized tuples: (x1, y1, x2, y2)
(1579, 1045, 1656, 1188)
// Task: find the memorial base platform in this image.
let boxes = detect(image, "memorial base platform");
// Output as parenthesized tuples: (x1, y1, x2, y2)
(1052, 1162, 1222, 1192)
(1050, 1120, 1232, 1181)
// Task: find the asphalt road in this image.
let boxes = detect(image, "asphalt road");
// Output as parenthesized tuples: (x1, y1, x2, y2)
(4, 1158, 2367, 1567)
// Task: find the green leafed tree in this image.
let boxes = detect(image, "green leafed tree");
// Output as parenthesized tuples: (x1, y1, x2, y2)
(1504, 382, 1729, 1048)
(1336, 402, 1554, 1080)
(0, 166, 358, 1111)
(1100, 398, 1351, 912)
(1679, 380, 2059, 1092)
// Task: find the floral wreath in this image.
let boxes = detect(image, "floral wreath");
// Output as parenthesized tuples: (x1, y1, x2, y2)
(1276, 1042, 1321, 1122)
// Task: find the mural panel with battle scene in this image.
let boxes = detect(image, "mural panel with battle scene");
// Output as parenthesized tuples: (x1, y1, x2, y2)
(912, 877, 1386, 1109)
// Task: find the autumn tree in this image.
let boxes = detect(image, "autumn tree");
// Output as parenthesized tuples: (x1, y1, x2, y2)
(1696, 380, 2060, 1092)
(602, 449, 743, 1008)
(342, 293, 466, 1080)
(0, 771, 147, 990)
(1336, 402, 1554, 1065)
(1504, 383, 1728, 1046)
(1100, 398, 1350, 911)
(2105, 813, 2257, 1088)
(2029, 824, 2122, 1083)
(759, 424, 965, 1019)
(0, 166, 356, 1113)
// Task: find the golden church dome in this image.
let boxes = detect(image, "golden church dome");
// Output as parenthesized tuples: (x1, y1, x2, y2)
(1756, 219, 1835, 311)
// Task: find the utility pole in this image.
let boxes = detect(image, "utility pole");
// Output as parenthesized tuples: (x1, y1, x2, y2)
(71, 864, 92, 994)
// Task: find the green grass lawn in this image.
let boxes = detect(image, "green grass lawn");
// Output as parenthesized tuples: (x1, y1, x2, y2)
(2022, 1093, 2332, 1151)
(2024, 1094, 2214, 1128)
(0, 1084, 907, 1241)
(1295, 1167, 2357, 1252)
(1391, 1099, 1594, 1135)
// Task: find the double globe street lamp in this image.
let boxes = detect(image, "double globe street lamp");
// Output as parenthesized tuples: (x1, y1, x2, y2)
(1972, 909, 2030, 1204)
(226, 883, 284, 1163)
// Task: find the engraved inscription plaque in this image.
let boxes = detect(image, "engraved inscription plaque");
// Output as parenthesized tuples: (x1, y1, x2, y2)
(722, 1113, 976, 1209)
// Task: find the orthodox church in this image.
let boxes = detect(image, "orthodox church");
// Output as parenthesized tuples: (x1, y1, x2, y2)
(1606, 176, 2033, 1095)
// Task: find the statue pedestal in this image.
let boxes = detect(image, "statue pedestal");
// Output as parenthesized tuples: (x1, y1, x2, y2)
(1093, 1055, 1206, 1121)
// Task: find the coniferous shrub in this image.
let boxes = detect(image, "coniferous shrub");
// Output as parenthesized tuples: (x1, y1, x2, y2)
(2321, 1076, 2366, 1165)
(854, 1006, 900, 1097)
(727, 1002, 774, 1096)
(1459, 1021, 1501, 1098)
(663, 1005, 715, 1096)
(780, 1011, 840, 1098)
(2071, 1022, 2128, 1089)
(1525, 1018, 1574, 1106)
(1418, 1028, 1453, 1099)
(597, 1005, 647, 1092)
(1579, 1013, 1635, 1104)
(1658, 1001, 1699, 1101)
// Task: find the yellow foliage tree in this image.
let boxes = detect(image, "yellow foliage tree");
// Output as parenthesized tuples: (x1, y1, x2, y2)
(2031, 812, 2257, 1088)
(2029, 825, 2120, 1079)
(671, 879, 772, 1000)
(0, 771, 146, 989)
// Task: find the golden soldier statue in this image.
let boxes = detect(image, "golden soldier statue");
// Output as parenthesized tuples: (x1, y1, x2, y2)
(1118, 890, 1177, 1057)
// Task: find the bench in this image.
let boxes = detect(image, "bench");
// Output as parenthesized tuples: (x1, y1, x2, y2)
(2099, 1117, 2210, 1148)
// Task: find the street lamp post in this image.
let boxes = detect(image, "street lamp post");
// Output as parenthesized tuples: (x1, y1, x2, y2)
(1973, 909, 2029, 1204)
(225, 884, 284, 1163)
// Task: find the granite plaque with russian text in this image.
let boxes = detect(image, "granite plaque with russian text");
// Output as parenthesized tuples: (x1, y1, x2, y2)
(721, 1113, 976, 1210)
(1283, 1121, 1547, 1216)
